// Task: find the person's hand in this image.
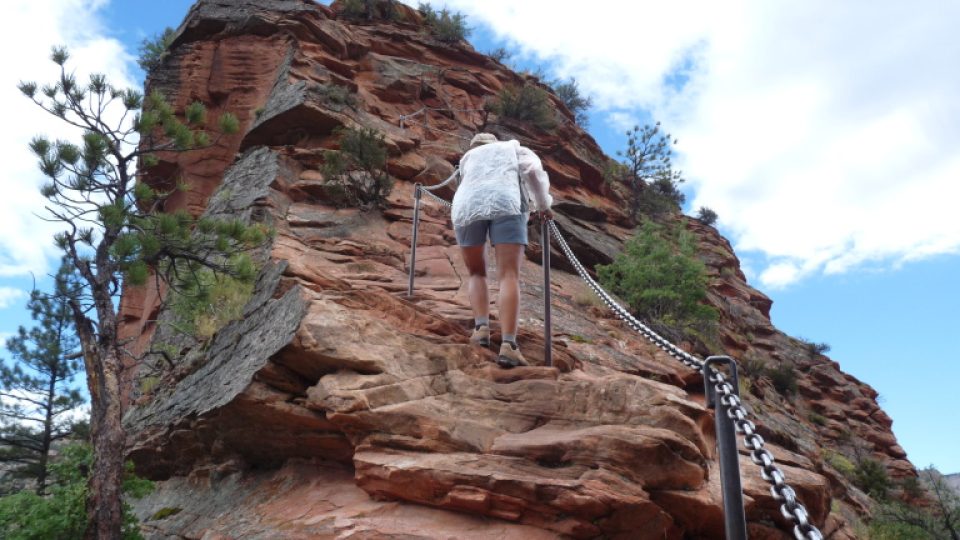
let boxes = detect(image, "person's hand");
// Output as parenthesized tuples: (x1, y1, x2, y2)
(536, 209, 554, 221)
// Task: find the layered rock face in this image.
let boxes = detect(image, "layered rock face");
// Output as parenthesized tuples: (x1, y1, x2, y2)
(121, 1, 912, 538)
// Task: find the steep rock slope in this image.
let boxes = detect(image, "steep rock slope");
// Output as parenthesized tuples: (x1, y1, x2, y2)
(119, 1, 913, 538)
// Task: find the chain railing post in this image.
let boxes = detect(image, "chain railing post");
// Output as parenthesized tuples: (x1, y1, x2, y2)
(541, 217, 552, 367)
(407, 183, 422, 297)
(704, 355, 748, 540)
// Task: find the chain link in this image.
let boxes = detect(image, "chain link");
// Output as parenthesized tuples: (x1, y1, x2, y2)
(419, 169, 460, 192)
(420, 188, 452, 207)
(410, 192, 823, 540)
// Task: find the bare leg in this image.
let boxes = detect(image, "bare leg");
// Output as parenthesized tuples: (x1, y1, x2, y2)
(494, 243, 523, 337)
(460, 245, 489, 320)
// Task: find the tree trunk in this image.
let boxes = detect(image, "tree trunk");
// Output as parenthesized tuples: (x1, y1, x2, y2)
(944, 515, 959, 540)
(37, 362, 58, 496)
(37, 422, 50, 495)
(76, 315, 126, 540)
(629, 178, 641, 221)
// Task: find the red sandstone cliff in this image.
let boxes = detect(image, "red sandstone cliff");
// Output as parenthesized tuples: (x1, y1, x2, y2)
(119, 1, 913, 538)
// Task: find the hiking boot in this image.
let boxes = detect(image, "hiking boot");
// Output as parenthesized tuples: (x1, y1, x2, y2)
(497, 342, 529, 368)
(470, 324, 490, 347)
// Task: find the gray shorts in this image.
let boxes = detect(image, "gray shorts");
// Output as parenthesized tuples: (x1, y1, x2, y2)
(455, 214, 528, 247)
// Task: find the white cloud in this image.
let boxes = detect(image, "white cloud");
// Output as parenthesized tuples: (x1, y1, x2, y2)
(1, 0, 136, 278)
(438, 0, 960, 288)
(605, 111, 641, 133)
(0, 287, 27, 310)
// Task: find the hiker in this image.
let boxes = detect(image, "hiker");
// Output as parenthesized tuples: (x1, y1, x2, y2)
(452, 132, 553, 368)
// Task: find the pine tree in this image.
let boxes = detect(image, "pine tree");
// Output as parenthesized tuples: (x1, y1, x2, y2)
(0, 262, 85, 496)
(17, 46, 264, 539)
(551, 77, 592, 127)
(616, 122, 685, 220)
(136, 27, 175, 73)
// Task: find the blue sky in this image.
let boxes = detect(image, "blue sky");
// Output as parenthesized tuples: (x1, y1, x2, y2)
(1, 1, 958, 474)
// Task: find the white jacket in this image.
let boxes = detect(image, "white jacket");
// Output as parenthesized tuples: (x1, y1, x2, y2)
(451, 140, 552, 228)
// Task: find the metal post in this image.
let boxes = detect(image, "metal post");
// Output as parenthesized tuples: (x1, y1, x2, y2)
(704, 356, 747, 540)
(407, 183, 422, 297)
(542, 218, 552, 367)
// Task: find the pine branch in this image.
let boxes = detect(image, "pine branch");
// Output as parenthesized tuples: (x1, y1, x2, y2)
(0, 411, 46, 423)
(0, 392, 49, 408)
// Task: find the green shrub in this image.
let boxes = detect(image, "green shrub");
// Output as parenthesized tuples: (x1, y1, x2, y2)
(149, 507, 182, 520)
(322, 126, 393, 208)
(418, 3, 470, 42)
(808, 412, 828, 426)
(488, 47, 512, 63)
(855, 458, 892, 500)
(739, 354, 767, 377)
(836, 428, 853, 444)
(339, 0, 400, 22)
(645, 174, 686, 214)
(597, 221, 718, 341)
(487, 83, 556, 130)
(318, 84, 357, 108)
(868, 520, 935, 540)
(739, 356, 801, 397)
(823, 449, 856, 478)
(170, 260, 256, 340)
(0, 443, 150, 539)
(137, 27, 175, 74)
(767, 363, 798, 396)
(572, 285, 603, 309)
(549, 77, 592, 127)
(899, 476, 924, 499)
(603, 158, 631, 185)
(696, 206, 718, 226)
(138, 375, 161, 395)
(799, 336, 831, 356)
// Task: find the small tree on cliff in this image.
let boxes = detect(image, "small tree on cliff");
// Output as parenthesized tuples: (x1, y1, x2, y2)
(549, 77, 592, 127)
(17, 46, 265, 539)
(418, 3, 470, 43)
(321, 125, 393, 208)
(0, 261, 85, 496)
(695, 206, 718, 227)
(597, 221, 717, 342)
(616, 122, 685, 220)
(137, 27, 175, 73)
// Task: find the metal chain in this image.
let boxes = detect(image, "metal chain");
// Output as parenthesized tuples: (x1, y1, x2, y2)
(711, 371, 823, 540)
(420, 187, 452, 207)
(419, 169, 460, 192)
(410, 191, 823, 540)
